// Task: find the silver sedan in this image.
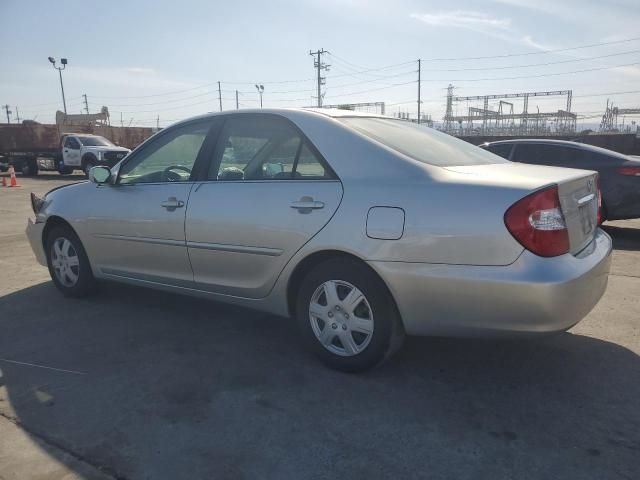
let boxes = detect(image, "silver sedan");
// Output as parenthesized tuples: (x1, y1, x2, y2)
(26, 109, 612, 371)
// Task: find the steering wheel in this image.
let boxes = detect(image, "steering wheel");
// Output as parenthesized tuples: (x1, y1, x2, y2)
(162, 165, 192, 182)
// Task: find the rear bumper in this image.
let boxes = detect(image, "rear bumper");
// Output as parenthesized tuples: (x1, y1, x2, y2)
(369, 229, 612, 337)
(26, 218, 47, 266)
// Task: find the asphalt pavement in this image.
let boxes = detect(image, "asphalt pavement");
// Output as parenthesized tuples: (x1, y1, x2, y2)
(0, 173, 638, 480)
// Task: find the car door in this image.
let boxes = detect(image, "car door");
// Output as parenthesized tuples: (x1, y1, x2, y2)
(185, 113, 343, 299)
(62, 136, 81, 167)
(85, 119, 214, 287)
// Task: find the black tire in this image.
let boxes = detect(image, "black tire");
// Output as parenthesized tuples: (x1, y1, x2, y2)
(82, 155, 97, 177)
(21, 159, 39, 176)
(295, 258, 405, 372)
(600, 200, 609, 223)
(45, 225, 96, 297)
(57, 160, 74, 175)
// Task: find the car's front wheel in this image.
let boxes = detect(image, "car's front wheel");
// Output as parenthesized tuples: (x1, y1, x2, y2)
(296, 258, 404, 372)
(46, 225, 96, 297)
(82, 155, 97, 177)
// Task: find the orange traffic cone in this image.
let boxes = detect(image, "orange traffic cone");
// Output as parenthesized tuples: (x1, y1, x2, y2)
(8, 165, 19, 187)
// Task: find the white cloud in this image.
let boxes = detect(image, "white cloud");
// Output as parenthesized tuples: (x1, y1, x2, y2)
(521, 35, 553, 51)
(410, 11, 511, 31)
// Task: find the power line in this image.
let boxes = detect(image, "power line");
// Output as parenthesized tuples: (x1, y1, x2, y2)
(419, 60, 640, 83)
(419, 35, 640, 62)
(416, 49, 640, 73)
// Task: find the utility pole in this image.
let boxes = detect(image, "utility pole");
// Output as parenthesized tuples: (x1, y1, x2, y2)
(417, 59, 421, 125)
(217, 81, 222, 112)
(156, 115, 160, 130)
(14, 106, 20, 123)
(82, 94, 89, 114)
(235, 90, 239, 110)
(120, 112, 123, 127)
(309, 49, 330, 107)
(3, 105, 11, 124)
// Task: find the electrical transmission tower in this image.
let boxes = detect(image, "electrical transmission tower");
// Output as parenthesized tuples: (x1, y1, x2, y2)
(309, 49, 330, 107)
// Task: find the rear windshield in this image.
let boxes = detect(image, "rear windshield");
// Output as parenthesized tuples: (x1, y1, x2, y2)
(339, 117, 509, 167)
(77, 136, 114, 147)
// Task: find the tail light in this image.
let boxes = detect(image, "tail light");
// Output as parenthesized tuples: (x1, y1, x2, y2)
(596, 174, 603, 224)
(617, 166, 640, 176)
(504, 185, 569, 257)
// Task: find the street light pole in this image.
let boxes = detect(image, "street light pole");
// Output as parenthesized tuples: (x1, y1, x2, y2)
(48, 57, 68, 114)
(255, 84, 264, 108)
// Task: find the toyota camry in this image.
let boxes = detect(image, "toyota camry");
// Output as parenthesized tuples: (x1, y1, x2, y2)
(27, 109, 612, 371)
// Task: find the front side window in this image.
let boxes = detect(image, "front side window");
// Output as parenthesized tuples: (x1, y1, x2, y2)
(64, 137, 80, 149)
(339, 117, 509, 167)
(485, 143, 513, 160)
(209, 116, 330, 181)
(118, 121, 210, 185)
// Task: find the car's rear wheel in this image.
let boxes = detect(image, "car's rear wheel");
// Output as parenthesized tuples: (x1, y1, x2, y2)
(295, 258, 404, 372)
(21, 159, 38, 176)
(46, 225, 96, 297)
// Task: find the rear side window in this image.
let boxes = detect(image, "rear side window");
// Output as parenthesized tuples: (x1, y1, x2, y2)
(512, 144, 575, 166)
(485, 143, 513, 159)
(210, 115, 331, 180)
(339, 117, 508, 167)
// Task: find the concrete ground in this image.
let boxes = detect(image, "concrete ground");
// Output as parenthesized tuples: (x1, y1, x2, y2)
(0, 173, 638, 480)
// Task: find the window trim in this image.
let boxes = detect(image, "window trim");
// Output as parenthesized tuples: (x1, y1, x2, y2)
(201, 112, 338, 183)
(115, 117, 217, 186)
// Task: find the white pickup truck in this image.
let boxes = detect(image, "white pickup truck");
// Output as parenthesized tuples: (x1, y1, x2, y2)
(0, 131, 131, 177)
(60, 134, 131, 176)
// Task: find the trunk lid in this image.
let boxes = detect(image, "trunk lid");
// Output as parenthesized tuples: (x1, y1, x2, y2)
(443, 162, 599, 255)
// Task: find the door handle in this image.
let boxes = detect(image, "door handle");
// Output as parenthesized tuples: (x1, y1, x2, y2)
(290, 197, 325, 213)
(160, 197, 185, 210)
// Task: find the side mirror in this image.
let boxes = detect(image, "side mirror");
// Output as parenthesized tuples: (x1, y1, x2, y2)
(89, 166, 111, 184)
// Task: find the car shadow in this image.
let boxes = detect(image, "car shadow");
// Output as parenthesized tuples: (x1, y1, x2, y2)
(602, 224, 640, 251)
(1, 282, 638, 479)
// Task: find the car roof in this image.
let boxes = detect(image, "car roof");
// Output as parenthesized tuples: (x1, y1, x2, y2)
(483, 138, 630, 160)
(169, 107, 389, 126)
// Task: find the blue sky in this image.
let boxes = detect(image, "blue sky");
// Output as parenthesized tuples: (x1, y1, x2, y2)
(1, 0, 640, 128)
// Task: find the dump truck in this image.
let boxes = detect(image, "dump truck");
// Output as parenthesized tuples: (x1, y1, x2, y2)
(0, 125, 130, 176)
(0, 111, 153, 176)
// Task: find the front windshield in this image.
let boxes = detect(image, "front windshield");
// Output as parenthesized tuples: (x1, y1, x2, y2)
(77, 136, 115, 147)
(339, 117, 509, 167)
